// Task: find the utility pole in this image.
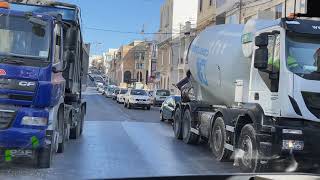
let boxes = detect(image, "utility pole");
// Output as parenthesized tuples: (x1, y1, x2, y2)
(239, 0, 242, 24)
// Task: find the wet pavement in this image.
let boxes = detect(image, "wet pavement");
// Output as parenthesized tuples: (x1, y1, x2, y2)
(0, 87, 237, 179)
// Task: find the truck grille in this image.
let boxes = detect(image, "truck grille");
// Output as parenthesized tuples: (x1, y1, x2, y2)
(0, 110, 16, 129)
(302, 91, 320, 119)
(0, 94, 33, 101)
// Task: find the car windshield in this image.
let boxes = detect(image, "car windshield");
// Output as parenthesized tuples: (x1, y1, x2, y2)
(131, 89, 147, 95)
(286, 32, 320, 79)
(156, 90, 170, 96)
(120, 89, 128, 94)
(0, 15, 50, 61)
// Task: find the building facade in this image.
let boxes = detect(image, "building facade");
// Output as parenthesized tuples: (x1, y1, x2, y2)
(157, 0, 198, 93)
(214, 0, 306, 25)
(197, 0, 215, 32)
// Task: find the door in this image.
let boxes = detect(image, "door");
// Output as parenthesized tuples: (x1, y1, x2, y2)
(249, 31, 281, 116)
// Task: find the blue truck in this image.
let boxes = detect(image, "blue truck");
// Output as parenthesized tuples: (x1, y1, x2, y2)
(0, 1, 89, 168)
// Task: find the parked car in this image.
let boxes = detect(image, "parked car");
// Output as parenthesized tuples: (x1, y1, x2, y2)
(124, 89, 151, 110)
(112, 88, 120, 100)
(104, 86, 116, 98)
(97, 83, 104, 92)
(151, 89, 171, 106)
(116, 89, 128, 103)
(160, 96, 181, 122)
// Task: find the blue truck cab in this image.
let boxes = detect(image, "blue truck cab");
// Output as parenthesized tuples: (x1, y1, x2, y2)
(0, 2, 89, 168)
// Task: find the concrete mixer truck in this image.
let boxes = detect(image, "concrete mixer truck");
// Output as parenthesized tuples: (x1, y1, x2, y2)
(173, 10, 320, 172)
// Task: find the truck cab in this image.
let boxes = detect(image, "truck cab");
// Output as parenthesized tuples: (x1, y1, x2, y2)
(247, 19, 320, 122)
(0, 2, 88, 168)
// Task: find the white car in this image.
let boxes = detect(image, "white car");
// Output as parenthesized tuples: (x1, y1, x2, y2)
(116, 89, 128, 103)
(123, 89, 151, 110)
(97, 83, 104, 92)
(151, 89, 171, 106)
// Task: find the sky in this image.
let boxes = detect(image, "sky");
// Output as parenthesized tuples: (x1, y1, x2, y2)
(63, 0, 164, 56)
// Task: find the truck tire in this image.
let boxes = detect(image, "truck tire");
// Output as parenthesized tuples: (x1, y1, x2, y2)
(147, 105, 151, 110)
(173, 107, 183, 140)
(182, 109, 199, 144)
(57, 108, 65, 153)
(70, 113, 81, 139)
(210, 117, 230, 161)
(238, 124, 263, 172)
(37, 146, 53, 168)
(128, 103, 132, 109)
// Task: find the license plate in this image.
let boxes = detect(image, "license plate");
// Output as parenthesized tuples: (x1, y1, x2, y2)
(160, 97, 166, 99)
(8, 149, 33, 158)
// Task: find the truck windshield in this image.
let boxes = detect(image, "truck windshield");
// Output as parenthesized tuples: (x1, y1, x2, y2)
(0, 15, 50, 62)
(286, 32, 320, 79)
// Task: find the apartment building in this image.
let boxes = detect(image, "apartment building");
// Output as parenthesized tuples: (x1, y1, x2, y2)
(197, 0, 216, 32)
(215, 0, 306, 25)
(157, 0, 198, 93)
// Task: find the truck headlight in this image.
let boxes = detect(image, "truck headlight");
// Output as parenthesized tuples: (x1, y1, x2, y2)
(21, 117, 48, 126)
(282, 140, 304, 150)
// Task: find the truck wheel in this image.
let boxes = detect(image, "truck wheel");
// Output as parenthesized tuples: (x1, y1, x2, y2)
(238, 124, 262, 172)
(124, 102, 127, 108)
(128, 103, 132, 109)
(173, 107, 183, 140)
(210, 117, 230, 161)
(182, 109, 199, 144)
(147, 106, 151, 110)
(37, 146, 53, 168)
(57, 109, 65, 153)
(70, 113, 81, 139)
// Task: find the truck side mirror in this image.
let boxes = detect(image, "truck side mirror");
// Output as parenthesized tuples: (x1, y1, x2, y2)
(254, 48, 268, 70)
(254, 34, 269, 70)
(65, 28, 78, 50)
(255, 34, 268, 47)
(254, 47, 268, 70)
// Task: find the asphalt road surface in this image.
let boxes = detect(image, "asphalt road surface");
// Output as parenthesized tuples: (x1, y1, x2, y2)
(0, 87, 237, 179)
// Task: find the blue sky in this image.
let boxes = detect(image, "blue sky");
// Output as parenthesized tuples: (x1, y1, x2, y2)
(63, 0, 164, 55)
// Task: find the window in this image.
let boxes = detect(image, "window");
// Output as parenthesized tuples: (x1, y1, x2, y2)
(136, 63, 144, 69)
(199, 0, 203, 12)
(209, 0, 212, 6)
(156, 90, 170, 96)
(54, 24, 62, 64)
(131, 89, 147, 96)
(275, 3, 283, 19)
(134, 52, 145, 61)
(216, 0, 226, 8)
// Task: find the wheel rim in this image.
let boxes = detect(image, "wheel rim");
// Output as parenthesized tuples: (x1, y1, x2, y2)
(213, 126, 222, 152)
(241, 135, 253, 168)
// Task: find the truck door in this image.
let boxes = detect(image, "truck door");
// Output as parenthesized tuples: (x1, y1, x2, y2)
(249, 32, 281, 116)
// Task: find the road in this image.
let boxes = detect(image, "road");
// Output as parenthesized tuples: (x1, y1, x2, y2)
(0, 87, 237, 179)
